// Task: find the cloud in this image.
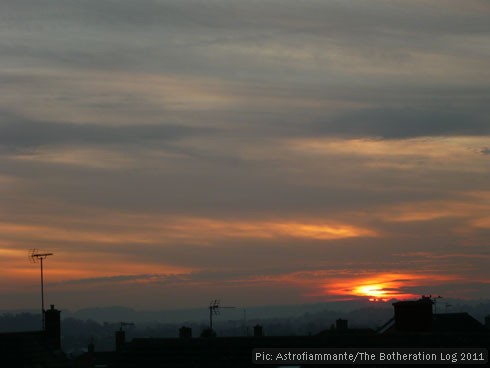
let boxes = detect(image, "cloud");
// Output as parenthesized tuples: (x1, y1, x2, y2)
(311, 107, 490, 139)
(1, 0, 490, 309)
(480, 148, 490, 155)
(0, 115, 210, 151)
(0, 214, 377, 251)
(57, 273, 184, 286)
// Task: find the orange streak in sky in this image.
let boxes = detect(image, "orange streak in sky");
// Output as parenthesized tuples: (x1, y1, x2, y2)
(0, 215, 377, 249)
(0, 245, 195, 292)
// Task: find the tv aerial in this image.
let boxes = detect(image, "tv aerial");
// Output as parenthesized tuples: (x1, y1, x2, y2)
(28, 249, 54, 330)
(430, 295, 443, 314)
(209, 299, 235, 330)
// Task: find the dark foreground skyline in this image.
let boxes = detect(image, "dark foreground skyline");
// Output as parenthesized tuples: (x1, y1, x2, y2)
(1, 297, 489, 367)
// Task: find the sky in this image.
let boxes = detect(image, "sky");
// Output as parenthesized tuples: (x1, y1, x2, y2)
(1, 0, 490, 311)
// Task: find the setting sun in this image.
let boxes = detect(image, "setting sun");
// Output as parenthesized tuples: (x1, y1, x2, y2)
(322, 273, 458, 302)
(354, 284, 390, 301)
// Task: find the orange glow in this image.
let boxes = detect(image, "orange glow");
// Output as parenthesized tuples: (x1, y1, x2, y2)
(0, 210, 371, 297)
(354, 284, 391, 301)
(377, 197, 490, 223)
(213, 270, 462, 303)
(3, 261, 193, 283)
(0, 214, 376, 249)
(162, 218, 377, 241)
(290, 136, 490, 163)
(0, 244, 196, 293)
(324, 273, 458, 301)
(268, 222, 376, 239)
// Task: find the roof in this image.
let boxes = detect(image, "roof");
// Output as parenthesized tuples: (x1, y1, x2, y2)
(432, 313, 486, 333)
(72, 351, 117, 368)
(315, 328, 376, 337)
(0, 331, 70, 367)
(109, 330, 490, 368)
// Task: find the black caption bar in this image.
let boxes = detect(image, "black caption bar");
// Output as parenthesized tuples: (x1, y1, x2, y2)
(253, 348, 488, 365)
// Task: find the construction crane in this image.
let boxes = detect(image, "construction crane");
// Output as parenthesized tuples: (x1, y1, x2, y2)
(28, 249, 54, 330)
(209, 300, 235, 330)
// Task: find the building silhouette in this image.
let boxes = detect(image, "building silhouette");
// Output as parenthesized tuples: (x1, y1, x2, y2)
(2, 298, 489, 367)
(74, 297, 489, 368)
(0, 305, 69, 367)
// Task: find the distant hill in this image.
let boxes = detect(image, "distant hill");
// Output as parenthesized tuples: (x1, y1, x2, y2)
(2, 297, 489, 326)
(60, 299, 389, 323)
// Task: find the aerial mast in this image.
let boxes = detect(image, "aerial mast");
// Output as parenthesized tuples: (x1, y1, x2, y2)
(29, 249, 54, 330)
(209, 300, 235, 331)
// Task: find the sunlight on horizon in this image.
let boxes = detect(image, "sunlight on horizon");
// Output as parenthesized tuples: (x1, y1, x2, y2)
(323, 273, 458, 302)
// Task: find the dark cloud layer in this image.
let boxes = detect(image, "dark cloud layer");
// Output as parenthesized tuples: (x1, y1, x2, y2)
(0, 117, 209, 149)
(313, 107, 490, 138)
(57, 273, 183, 286)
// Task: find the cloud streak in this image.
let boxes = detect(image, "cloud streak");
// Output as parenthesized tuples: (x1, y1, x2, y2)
(312, 107, 490, 139)
(0, 119, 208, 150)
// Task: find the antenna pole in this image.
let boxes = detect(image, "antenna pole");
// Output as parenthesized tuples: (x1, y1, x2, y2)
(28, 249, 53, 331)
(208, 300, 235, 332)
(40, 256, 45, 330)
(243, 308, 247, 337)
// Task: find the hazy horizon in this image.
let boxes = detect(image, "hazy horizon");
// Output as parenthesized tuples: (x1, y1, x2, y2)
(1, 0, 489, 311)
(4, 297, 490, 326)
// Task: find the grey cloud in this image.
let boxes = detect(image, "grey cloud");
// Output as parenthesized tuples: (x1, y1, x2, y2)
(0, 116, 210, 150)
(480, 148, 490, 155)
(56, 273, 193, 286)
(312, 107, 490, 139)
(1, 128, 487, 221)
(4, 0, 487, 36)
(2, 0, 489, 76)
(56, 270, 265, 287)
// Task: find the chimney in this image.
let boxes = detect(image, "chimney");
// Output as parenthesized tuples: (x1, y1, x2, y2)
(336, 319, 348, 331)
(44, 304, 61, 350)
(253, 325, 263, 337)
(82, 337, 95, 368)
(115, 330, 125, 352)
(88, 337, 95, 355)
(179, 326, 192, 339)
(393, 296, 433, 332)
